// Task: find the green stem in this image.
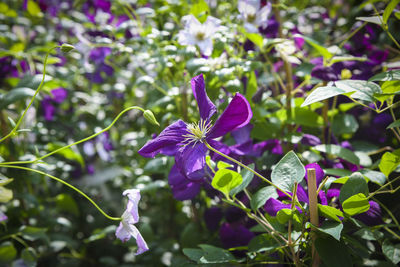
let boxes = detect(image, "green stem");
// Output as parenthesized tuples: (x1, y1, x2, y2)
(372, 197, 400, 232)
(0, 106, 145, 166)
(204, 141, 292, 199)
(0, 46, 60, 143)
(0, 165, 121, 221)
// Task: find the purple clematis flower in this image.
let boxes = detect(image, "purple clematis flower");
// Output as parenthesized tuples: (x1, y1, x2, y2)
(138, 74, 252, 180)
(42, 88, 68, 121)
(116, 189, 149, 255)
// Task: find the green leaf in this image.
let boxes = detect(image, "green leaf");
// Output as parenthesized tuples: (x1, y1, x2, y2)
(246, 71, 257, 100)
(313, 144, 360, 165)
(324, 168, 352, 177)
(339, 172, 368, 204)
(342, 193, 370, 216)
(180, 223, 202, 248)
(276, 208, 293, 224)
(250, 186, 278, 210)
(55, 194, 79, 216)
(245, 33, 264, 48)
(21, 247, 37, 267)
(20, 226, 48, 242)
(315, 236, 353, 267)
(301, 86, 353, 107)
(369, 70, 400, 81)
(190, 0, 209, 22)
(332, 114, 359, 135)
(356, 16, 384, 26)
(0, 177, 13, 187)
(382, 239, 400, 264)
(230, 164, 255, 196)
(0, 87, 36, 109)
(0, 187, 13, 203)
(0, 242, 17, 263)
(387, 119, 400, 129)
(47, 143, 85, 167)
(297, 34, 333, 59)
(211, 169, 243, 197)
(360, 169, 386, 185)
(318, 204, 344, 222)
(248, 234, 278, 253)
(198, 244, 235, 264)
(217, 161, 233, 170)
(379, 152, 400, 177)
(383, 0, 400, 24)
(183, 248, 203, 263)
(335, 80, 382, 102)
(271, 151, 305, 192)
(27, 0, 43, 17)
(317, 221, 343, 241)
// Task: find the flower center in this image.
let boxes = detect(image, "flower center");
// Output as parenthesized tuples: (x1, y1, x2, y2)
(182, 119, 212, 147)
(246, 13, 256, 23)
(195, 31, 206, 41)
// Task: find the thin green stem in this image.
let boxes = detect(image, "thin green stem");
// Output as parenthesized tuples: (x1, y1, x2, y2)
(204, 141, 292, 199)
(0, 165, 121, 221)
(0, 106, 145, 166)
(368, 175, 400, 199)
(372, 197, 400, 232)
(0, 46, 60, 143)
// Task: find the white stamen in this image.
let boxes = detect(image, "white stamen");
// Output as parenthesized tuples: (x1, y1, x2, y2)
(182, 119, 212, 147)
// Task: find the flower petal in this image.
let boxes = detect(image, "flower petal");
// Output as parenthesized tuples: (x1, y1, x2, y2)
(175, 142, 207, 180)
(123, 189, 141, 223)
(191, 74, 216, 120)
(169, 164, 201, 200)
(138, 120, 187, 157)
(208, 93, 253, 139)
(305, 163, 325, 186)
(115, 221, 149, 255)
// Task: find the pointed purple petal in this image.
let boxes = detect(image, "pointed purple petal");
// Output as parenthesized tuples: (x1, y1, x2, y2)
(123, 189, 141, 223)
(264, 198, 291, 216)
(138, 120, 187, 157)
(296, 185, 309, 203)
(191, 74, 216, 120)
(231, 124, 252, 144)
(169, 164, 201, 200)
(116, 222, 131, 242)
(208, 93, 252, 139)
(175, 142, 207, 179)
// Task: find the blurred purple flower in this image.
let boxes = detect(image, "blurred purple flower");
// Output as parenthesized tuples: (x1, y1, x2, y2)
(116, 189, 149, 255)
(41, 88, 68, 121)
(86, 47, 114, 83)
(0, 211, 7, 222)
(178, 15, 221, 56)
(238, 0, 271, 33)
(219, 223, 255, 249)
(139, 74, 252, 180)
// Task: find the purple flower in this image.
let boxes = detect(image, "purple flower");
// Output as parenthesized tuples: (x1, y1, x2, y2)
(178, 15, 221, 56)
(168, 164, 202, 200)
(0, 211, 7, 222)
(41, 88, 68, 121)
(138, 74, 252, 180)
(238, 0, 271, 33)
(116, 189, 149, 255)
(219, 223, 255, 249)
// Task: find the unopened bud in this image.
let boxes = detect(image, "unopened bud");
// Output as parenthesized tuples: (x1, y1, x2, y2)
(60, 43, 75, 53)
(143, 110, 159, 126)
